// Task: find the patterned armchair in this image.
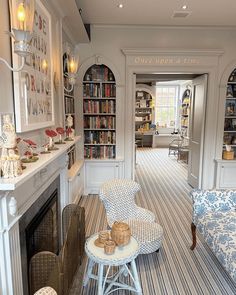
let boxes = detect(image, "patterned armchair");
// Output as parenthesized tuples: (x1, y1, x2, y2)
(99, 179, 155, 227)
(190, 190, 236, 283)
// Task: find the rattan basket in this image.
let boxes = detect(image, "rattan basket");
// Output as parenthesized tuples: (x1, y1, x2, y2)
(111, 221, 131, 246)
(223, 150, 234, 160)
(104, 240, 116, 255)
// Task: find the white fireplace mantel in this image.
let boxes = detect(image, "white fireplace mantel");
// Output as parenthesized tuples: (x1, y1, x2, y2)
(0, 136, 80, 295)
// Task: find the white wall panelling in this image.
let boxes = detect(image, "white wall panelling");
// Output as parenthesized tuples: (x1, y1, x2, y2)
(215, 160, 236, 189)
(84, 160, 124, 194)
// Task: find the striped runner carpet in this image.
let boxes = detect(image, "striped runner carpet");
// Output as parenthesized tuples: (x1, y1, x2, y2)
(71, 148, 236, 295)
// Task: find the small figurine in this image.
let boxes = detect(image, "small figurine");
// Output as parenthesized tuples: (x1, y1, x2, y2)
(0, 114, 22, 178)
(65, 114, 75, 141)
(40, 143, 51, 154)
(55, 127, 66, 144)
(20, 139, 39, 163)
(23, 139, 38, 156)
(45, 129, 59, 150)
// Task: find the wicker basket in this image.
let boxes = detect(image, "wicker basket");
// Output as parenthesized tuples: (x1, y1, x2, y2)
(111, 222, 131, 246)
(104, 240, 116, 255)
(223, 150, 234, 160)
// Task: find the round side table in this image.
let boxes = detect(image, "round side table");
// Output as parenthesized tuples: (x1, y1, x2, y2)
(83, 232, 142, 295)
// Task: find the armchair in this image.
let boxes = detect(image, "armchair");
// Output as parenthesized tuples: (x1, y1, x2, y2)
(99, 179, 155, 227)
(99, 179, 164, 254)
(190, 189, 236, 282)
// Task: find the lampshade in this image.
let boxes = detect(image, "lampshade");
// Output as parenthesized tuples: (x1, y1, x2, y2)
(68, 55, 79, 75)
(7, 0, 35, 57)
(8, 0, 35, 33)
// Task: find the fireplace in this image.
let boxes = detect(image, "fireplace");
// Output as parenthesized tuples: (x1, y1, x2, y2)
(19, 177, 60, 295)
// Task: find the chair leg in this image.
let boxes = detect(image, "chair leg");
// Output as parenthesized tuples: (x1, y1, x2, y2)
(190, 222, 197, 250)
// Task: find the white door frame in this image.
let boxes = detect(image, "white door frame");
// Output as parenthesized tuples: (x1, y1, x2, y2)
(122, 48, 223, 189)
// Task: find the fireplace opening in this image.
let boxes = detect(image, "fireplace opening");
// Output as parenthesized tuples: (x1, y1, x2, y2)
(19, 177, 60, 295)
(26, 189, 59, 263)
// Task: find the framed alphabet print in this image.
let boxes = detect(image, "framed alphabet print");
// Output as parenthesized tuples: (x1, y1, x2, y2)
(12, 0, 54, 132)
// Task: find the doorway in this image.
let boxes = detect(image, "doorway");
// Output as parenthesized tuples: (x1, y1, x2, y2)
(134, 73, 208, 188)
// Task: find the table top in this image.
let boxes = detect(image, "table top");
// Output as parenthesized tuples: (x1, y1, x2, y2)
(85, 232, 139, 266)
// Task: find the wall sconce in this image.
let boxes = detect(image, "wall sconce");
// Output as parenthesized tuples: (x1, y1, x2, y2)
(0, 0, 35, 72)
(64, 53, 79, 93)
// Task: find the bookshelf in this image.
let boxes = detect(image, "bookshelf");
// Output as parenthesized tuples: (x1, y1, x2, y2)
(135, 90, 153, 132)
(83, 64, 116, 159)
(180, 88, 191, 138)
(223, 69, 236, 159)
(63, 52, 75, 129)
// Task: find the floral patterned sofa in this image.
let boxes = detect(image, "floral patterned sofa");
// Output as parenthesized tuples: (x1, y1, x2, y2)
(190, 190, 236, 283)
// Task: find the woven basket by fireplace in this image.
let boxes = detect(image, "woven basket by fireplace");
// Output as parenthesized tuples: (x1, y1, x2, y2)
(29, 204, 85, 295)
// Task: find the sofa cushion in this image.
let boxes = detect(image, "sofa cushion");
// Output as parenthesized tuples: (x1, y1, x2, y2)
(197, 210, 236, 282)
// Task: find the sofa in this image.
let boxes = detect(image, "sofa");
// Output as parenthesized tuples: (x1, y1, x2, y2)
(190, 190, 236, 283)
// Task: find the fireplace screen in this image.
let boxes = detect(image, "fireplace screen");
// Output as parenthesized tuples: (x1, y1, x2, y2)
(26, 190, 59, 261)
(19, 176, 60, 295)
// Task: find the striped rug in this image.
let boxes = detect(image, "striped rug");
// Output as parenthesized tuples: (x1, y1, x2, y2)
(71, 148, 236, 295)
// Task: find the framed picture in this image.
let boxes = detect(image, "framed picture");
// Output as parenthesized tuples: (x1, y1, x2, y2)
(12, 0, 54, 132)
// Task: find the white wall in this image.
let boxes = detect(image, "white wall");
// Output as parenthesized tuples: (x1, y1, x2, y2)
(0, 0, 14, 113)
(0, 0, 64, 147)
(77, 25, 236, 188)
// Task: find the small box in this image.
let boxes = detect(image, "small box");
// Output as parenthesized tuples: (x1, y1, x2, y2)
(223, 150, 234, 160)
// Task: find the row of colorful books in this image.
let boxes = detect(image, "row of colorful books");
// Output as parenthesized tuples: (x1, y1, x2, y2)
(83, 83, 116, 98)
(83, 100, 115, 114)
(84, 130, 116, 144)
(84, 146, 116, 159)
(84, 116, 115, 129)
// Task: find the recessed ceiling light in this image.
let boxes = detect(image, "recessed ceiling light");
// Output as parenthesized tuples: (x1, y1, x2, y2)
(118, 3, 124, 8)
(182, 5, 187, 10)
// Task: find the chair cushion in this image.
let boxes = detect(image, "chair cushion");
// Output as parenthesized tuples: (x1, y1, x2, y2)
(126, 219, 163, 254)
(197, 211, 236, 282)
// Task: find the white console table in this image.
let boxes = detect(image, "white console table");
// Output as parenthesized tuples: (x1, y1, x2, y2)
(0, 137, 82, 295)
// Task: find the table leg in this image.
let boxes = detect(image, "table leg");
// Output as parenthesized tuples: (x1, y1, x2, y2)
(83, 258, 95, 286)
(130, 260, 142, 294)
(97, 263, 104, 295)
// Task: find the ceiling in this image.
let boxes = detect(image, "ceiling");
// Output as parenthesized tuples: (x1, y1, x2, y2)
(75, 0, 236, 27)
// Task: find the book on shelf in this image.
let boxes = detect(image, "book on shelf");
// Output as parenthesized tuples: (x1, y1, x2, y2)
(84, 100, 115, 114)
(84, 145, 116, 159)
(84, 116, 115, 129)
(84, 130, 116, 144)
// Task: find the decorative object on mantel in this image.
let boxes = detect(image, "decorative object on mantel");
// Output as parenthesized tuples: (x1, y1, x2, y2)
(223, 145, 234, 160)
(23, 139, 38, 156)
(21, 139, 39, 163)
(45, 129, 59, 150)
(55, 127, 66, 144)
(111, 221, 131, 247)
(0, 114, 22, 178)
(40, 143, 51, 154)
(21, 151, 39, 163)
(65, 114, 75, 141)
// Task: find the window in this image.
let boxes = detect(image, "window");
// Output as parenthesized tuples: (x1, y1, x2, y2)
(155, 85, 179, 128)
